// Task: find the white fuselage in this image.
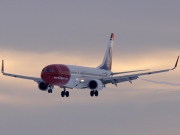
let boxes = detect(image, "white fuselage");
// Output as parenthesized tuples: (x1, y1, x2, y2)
(64, 65, 112, 88)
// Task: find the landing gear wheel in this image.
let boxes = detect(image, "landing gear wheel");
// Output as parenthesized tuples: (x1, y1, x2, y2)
(48, 89, 52, 93)
(61, 91, 65, 97)
(90, 91, 94, 97)
(66, 91, 69, 97)
(95, 90, 98, 97)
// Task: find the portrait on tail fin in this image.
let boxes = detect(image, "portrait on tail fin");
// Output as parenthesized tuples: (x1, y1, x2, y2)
(108, 47, 112, 70)
(97, 33, 114, 71)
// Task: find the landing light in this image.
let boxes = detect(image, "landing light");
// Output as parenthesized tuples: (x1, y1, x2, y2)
(80, 79, 84, 83)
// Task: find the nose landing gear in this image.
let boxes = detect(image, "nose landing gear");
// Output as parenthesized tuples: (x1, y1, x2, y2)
(48, 85, 54, 93)
(48, 89, 52, 93)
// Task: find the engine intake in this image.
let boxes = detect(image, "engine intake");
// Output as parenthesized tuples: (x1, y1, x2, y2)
(38, 82, 49, 91)
(89, 80, 97, 89)
(88, 79, 103, 90)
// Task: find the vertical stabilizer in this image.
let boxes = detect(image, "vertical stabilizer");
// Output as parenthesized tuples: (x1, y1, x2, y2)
(97, 33, 114, 71)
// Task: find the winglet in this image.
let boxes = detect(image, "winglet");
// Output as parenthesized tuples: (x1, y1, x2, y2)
(1, 60, 4, 73)
(171, 56, 179, 70)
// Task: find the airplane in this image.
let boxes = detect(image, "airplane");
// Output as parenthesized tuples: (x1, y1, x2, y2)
(1, 33, 179, 97)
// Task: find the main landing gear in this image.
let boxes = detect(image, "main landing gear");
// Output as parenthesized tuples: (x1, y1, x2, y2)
(90, 90, 99, 97)
(61, 87, 69, 97)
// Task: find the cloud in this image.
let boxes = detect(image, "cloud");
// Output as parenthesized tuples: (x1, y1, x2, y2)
(0, 49, 179, 90)
(1, 88, 180, 135)
(0, 1, 179, 54)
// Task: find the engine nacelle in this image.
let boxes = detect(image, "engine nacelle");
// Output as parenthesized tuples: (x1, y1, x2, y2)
(38, 82, 49, 91)
(88, 79, 104, 90)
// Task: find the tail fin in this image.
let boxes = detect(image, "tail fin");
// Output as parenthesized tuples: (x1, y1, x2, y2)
(97, 33, 114, 71)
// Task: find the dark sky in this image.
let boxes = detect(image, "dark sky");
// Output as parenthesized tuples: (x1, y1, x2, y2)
(0, 0, 179, 54)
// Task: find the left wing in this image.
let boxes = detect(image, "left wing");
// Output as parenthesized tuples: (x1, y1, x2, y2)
(1, 60, 42, 82)
(102, 56, 179, 86)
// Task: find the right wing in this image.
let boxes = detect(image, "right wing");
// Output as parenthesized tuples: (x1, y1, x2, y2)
(102, 56, 179, 86)
(1, 60, 42, 82)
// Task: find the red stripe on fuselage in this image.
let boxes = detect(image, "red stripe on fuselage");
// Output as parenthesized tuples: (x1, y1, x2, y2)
(41, 64, 71, 86)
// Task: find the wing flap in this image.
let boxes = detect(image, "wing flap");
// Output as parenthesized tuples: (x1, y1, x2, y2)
(103, 69, 171, 85)
(102, 76, 138, 84)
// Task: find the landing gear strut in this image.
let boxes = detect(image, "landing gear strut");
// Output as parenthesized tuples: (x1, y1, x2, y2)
(48, 85, 54, 93)
(90, 90, 98, 97)
(48, 89, 52, 93)
(61, 87, 69, 97)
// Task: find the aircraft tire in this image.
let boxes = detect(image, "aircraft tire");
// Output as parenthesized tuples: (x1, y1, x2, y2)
(90, 91, 94, 97)
(95, 90, 98, 97)
(66, 91, 69, 97)
(48, 89, 52, 93)
(61, 91, 65, 97)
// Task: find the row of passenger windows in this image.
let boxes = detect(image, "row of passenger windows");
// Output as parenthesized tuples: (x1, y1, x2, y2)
(70, 71, 107, 77)
(42, 69, 106, 77)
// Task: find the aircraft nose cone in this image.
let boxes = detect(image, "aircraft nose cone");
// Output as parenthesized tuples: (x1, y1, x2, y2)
(40, 64, 71, 86)
(41, 65, 59, 85)
(41, 70, 47, 82)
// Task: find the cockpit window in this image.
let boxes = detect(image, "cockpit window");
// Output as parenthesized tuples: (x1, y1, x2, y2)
(42, 68, 54, 72)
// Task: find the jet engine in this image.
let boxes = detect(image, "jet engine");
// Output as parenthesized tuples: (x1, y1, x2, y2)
(88, 79, 104, 90)
(38, 82, 49, 91)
